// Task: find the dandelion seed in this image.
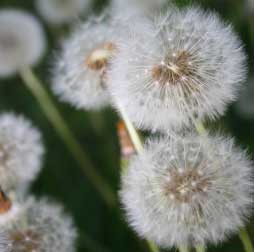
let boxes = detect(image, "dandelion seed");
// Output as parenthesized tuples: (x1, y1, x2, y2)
(0, 113, 44, 194)
(0, 198, 77, 252)
(0, 9, 45, 77)
(120, 134, 253, 248)
(52, 17, 117, 110)
(109, 7, 247, 132)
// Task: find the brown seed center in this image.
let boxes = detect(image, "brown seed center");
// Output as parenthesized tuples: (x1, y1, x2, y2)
(0, 188, 11, 214)
(152, 51, 193, 86)
(10, 229, 40, 252)
(164, 168, 210, 203)
(85, 42, 116, 71)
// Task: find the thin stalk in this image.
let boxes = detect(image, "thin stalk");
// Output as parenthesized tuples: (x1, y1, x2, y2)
(19, 67, 115, 208)
(147, 241, 160, 252)
(239, 228, 253, 252)
(118, 105, 143, 153)
(195, 245, 206, 252)
(179, 246, 189, 252)
(194, 120, 253, 252)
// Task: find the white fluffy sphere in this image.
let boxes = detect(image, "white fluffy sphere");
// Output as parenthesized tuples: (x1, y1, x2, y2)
(0, 9, 46, 77)
(120, 134, 253, 248)
(109, 7, 247, 132)
(0, 198, 77, 252)
(36, 0, 91, 25)
(0, 113, 44, 194)
(52, 17, 117, 110)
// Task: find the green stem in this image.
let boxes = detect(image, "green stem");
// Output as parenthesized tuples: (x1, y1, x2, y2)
(195, 245, 206, 252)
(147, 241, 160, 252)
(239, 228, 253, 252)
(118, 105, 143, 153)
(179, 246, 189, 252)
(19, 67, 115, 208)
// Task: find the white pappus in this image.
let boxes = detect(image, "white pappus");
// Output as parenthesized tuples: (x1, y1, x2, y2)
(0, 9, 46, 77)
(109, 7, 247, 133)
(120, 134, 253, 248)
(0, 113, 44, 195)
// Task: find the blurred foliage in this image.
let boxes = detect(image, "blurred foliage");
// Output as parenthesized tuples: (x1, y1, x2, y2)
(0, 0, 253, 252)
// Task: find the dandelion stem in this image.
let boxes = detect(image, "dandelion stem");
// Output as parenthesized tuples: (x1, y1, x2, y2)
(147, 241, 160, 252)
(118, 105, 143, 153)
(195, 245, 206, 252)
(239, 228, 253, 252)
(19, 67, 116, 208)
(179, 246, 189, 252)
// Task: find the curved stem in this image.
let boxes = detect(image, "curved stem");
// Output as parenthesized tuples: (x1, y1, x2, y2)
(19, 67, 115, 208)
(195, 245, 206, 252)
(239, 228, 253, 252)
(118, 105, 143, 153)
(147, 241, 160, 252)
(179, 246, 189, 252)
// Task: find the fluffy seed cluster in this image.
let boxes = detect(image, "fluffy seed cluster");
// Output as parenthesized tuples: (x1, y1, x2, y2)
(0, 9, 46, 77)
(36, 0, 91, 25)
(52, 17, 117, 110)
(0, 198, 77, 252)
(0, 113, 44, 194)
(120, 134, 253, 248)
(109, 7, 247, 132)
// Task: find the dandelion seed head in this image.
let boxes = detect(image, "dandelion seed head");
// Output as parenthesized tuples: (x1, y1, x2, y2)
(0, 113, 44, 194)
(36, 0, 91, 25)
(0, 9, 46, 77)
(109, 7, 247, 132)
(52, 17, 117, 110)
(1, 198, 77, 252)
(120, 134, 253, 248)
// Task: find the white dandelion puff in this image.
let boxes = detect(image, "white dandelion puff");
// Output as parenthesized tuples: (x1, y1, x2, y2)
(52, 17, 118, 110)
(120, 134, 253, 248)
(109, 7, 247, 132)
(35, 0, 91, 25)
(0, 9, 46, 77)
(0, 197, 77, 252)
(0, 113, 44, 194)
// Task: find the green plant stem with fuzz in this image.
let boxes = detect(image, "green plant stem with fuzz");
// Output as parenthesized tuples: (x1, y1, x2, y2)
(19, 67, 116, 208)
(239, 228, 253, 252)
(194, 120, 253, 252)
(179, 246, 189, 252)
(195, 245, 206, 252)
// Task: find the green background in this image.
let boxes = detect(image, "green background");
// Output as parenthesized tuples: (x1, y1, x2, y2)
(0, 0, 253, 251)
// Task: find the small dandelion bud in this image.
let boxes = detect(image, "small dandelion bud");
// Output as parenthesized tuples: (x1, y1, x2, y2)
(52, 17, 117, 110)
(0, 9, 46, 77)
(1, 198, 77, 252)
(109, 7, 247, 132)
(120, 134, 253, 248)
(35, 0, 91, 25)
(0, 113, 44, 194)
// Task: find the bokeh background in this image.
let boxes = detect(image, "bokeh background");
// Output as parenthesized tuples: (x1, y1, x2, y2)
(0, 0, 253, 251)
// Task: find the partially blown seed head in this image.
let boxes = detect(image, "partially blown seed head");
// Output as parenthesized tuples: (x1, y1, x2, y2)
(0, 113, 44, 195)
(0, 198, 77, 252)
(52, 16, 117, 110)
(120, 134, 253, 248)
(109, 7, 247, 132)
(0, 9, 46, 77)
